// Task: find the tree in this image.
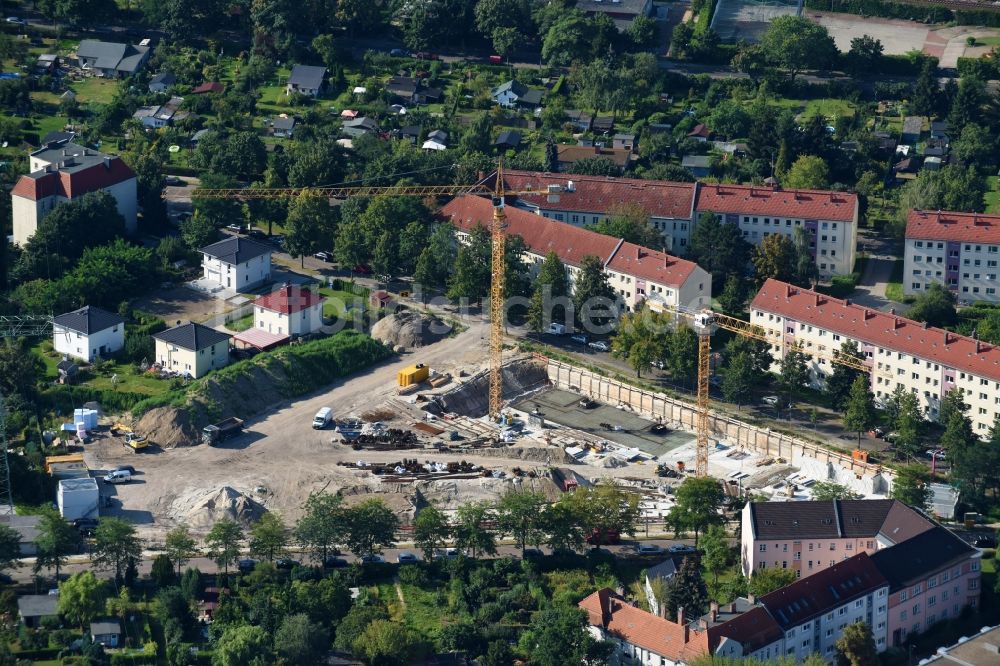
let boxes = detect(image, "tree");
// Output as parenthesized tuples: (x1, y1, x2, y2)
(759, 16, 838, 81)
(911, 58, 939, 117)
(700, 524, 731, 586)
(811, 481, 862, 501)
(295, 492, 344, 563)
(951, 123, 996, 171)
(908, 283, 957, 328)
(151, 554, 175, 587)
(689, 212, 752, 284)
(948, 76, 988, 135)
(784, 155, 829, 190)
(583, 482, 642, 542)
(668, 324, 699, 388)
(165, 526, 198, 578)
(843, 376, 876, 450)
(717, 275, 747, 316)
(671, 477, 724, 546)
(527, 251, 571, 332)
(752, 233, 797, 284)
(589, 203, 661, 248)
(612, 307, 669, 377)
(952, 414, 1000, 509)
(542, 11, 601, 66)
(573, 254, 618, 330)
(496, 490, 547, 555)
(793, 226, 819, 288)
(213, 624, 271, 666)
(412, 505, 450, 562)
(336, 0, 384, 33)
(354, 619, 418, 664)
(778, 344, 810, 408)
(939, 386, 969, 427)
(34, 509, 79, 578)
(181, 210, 218, 250)
(481, 640, 514, 666)
(940, 408, 975, 454)
(721, 351, 756, 409)
(662, 556, 709, 619)
(275, 613, 328, 665)
(249, 512, 289, 562)
(414, 224, 456, 291)
(543, 497, 587, 553)
(568, 156, 620, 177)
(284, 192, 336, 267)
(448, 225, 491, 304)
(890, 465, 932, 511)
(454, 501, 497, 558)
(518, 606, 602, 666)
(846, 35, 883, 75)
(731, 42, 770, 82)
(892, 389, 924, 461)
(91, 518, 142, 584)
(58, 571, 107, 629)
(492, 26, 522, 61)
(206, 519, 244, 575)
(0, 523, 20, 575)
(342, 498, 399, 559)
(826, 342, 865, 408)
(835, 622, 879, 666)
(748, 567, 797, 596)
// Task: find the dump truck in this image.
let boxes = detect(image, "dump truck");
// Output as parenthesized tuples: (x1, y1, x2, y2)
(397, 363, 429, 387)
(202, 417, 244, 445)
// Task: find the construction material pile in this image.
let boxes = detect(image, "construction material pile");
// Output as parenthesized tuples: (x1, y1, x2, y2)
(345, 428, 421, 450)
(338, 458, 497, 482)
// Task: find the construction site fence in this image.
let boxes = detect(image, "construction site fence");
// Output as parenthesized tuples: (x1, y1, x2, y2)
(543, 359, 893, 494)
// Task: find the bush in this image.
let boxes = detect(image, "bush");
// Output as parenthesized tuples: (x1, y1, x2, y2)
(397, 564, 429, 587)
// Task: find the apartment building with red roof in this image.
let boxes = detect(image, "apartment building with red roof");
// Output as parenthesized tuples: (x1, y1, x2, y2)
(440, 195, 710, 314)
(11, 138, 137, 246)
(750, 278, 1000, 435)
(904, 209, 1000, 303)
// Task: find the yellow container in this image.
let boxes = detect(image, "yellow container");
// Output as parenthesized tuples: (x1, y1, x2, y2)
(397, 364, 430, 387)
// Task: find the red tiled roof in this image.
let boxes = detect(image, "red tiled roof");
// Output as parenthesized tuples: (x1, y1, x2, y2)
(606, 242, 700, 289)
(191, 82, 224, 94)
(695, 183, 857, 224)
(442, 195, 622, 269)
(751, 278, 1000, 383)
(556, 144, 631, 167)
(579, 589, 710, 661)
(906, 209, 1000, 245)
(11, 158, 135, 202)
(253, 285, 326, 314)
(497, 169, 696, 220)
(706, 606, 784, 654)
(688, 123, 711, 138)
(759, 553, 888, 629)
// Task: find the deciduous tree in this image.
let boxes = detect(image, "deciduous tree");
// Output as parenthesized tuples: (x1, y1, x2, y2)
(249, 512, 289, 562)
(835, 622, 879, 666)
(908, 283, 957, 328)
(811, 481, 862, 501)
(412, 505, 450, 562)
(752, 233, 797, 284)
(165, 526, 198, 578)
(748, 567, 796, 596)
(662, 556, 709, 619)
(34, 509, 79, 579)
(612, 307, 669, 377)
(57, 572, 107, 629)
(759, 16, 838, 81)
(527, 251, 571, 332)
(670, 477, 724, 546)
(573, 254, 618, 330)
(890, 465, 932, 511)
(206, 519, 244, 575)
(342, 498, 399, 559)
(295, 492, 343, 563)
(843, 375, 876, 450)
(454, 501, 497, 558)
(496, 490, 547, 556)
(779, 343, 810, 408)
(92, 518, 143, 585)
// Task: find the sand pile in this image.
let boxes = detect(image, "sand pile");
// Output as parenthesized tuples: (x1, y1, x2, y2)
(173, 486, 265, 529)
(370, 310, 451, 350)
(135, 407, 200, 448)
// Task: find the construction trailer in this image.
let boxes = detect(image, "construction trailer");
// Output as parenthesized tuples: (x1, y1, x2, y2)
(57, 477, 99, 520)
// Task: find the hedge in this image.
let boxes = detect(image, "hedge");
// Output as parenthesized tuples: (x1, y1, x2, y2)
(330, 278, 370, 297)
(41, 385, 150, 414)
(803, 0, 952, 23)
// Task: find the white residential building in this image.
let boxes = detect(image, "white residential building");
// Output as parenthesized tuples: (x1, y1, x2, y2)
(152, 322, 231, 379)
(441, 195, 711, 314)
(253, 284, 326, 338)
(52, 306, 125, 363)
(11, 139, 137, 246)
(750, 279, 1000, 435)
(200, 236, 273, 291)
(904, 209, 1000, 303)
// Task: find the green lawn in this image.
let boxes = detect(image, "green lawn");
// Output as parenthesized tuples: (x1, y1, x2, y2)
(69, 76, 119, 104)
(33, 340, 172, 396)
(319, 287, 367, 320)
(972, 36, 1000, 46)
(885, 259, 906, 302)
(225, 312, 254, 332)
(985, 176, 1000, 214)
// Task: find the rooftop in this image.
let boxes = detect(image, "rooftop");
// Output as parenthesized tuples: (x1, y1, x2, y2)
(287, 64, 326, 90)
(191, 82, 224, 94)
(694, 183, 858, 223)
(870, 525, 977, 591)
(53, 305, 124, 335)
(77, 40, 148, 73)
(153, 322, 231, 352)
(578, 0, 650, 15)
(923, 624, 1000, 664)
(906, 209, 1000, 245)
(18, 594, 59, 618)
(254, 285, 325, 314)
(12, 141, 135, 202)
(751, 278, 1000, 384)
(746, 499, 933, 543)
(200, 236, 272, 265)
(90, 619, 121, 635)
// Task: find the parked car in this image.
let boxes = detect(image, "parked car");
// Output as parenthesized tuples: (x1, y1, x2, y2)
(432, 548, 458, 560)
(762, 395, 779, 406)
(361, 554, 385, 564)
(275, 558, 299, 570)
(588, 341, 610, 352)
(389, 48, 409, 57)
(636, 544, 664, 555)
(570, 334, 588, 344)
(164, 176, 185, 186)
(313, 251, 333, 262)
(237, 558, 257, 573)
(248, 229, 267, 240)
(5, 17, 25, 24)
(103, 470, 131, 484)
(973, 535, 998, 549)
(323, 556, 348, 568)
(225, 224, 243, 234)
(414, 51, 440, 60)
(397, 551, 419, 563)
(72, 518, 99, 536)
(669, 544, 698, 554)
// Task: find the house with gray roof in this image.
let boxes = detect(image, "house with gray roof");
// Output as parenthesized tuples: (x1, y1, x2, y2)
(286, 65, 326, 97)
(148, 72, 176, 93)
(270, 116, 296, 138)
(200, 236, 273, 291)
(153, 322, 231, 378)
(90, 619, 122, 647)
(644, 557, 679, 617)
(342, 117, 379, 138)
(492, 80, 543, 108)
(0, 515, 41, 556)
(52, 305, 125, 363)
(76, 40, 150, 78)
(18, 595, 59, 628)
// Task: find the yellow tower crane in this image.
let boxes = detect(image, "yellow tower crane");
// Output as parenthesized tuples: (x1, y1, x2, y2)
(661, 305, 883, 477)
(193, 165, 541, 420)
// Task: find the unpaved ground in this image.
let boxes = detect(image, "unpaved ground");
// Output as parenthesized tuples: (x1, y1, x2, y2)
(132, 285, 231, 325)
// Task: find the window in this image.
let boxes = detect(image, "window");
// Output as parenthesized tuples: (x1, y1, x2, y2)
(759, 544, 766, 552)
(900, 590, 908, 602)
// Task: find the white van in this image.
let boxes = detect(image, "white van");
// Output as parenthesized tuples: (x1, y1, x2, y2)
(103, 470, 131, 484)
(312, 407, 333, 429)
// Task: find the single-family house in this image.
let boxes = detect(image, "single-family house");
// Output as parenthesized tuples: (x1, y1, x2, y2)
(613, 133, 635, 151)
(200, 235, 273, 291)
(495, 130, 521, 151)
(902, 116, 923, 144)
(579, 0, 653, 31)
(592, 116, 615, 134)
(35, 54, 59, 76)
(191, 81, 224, 95)
(688, 123, 712, 142)
(0, 515, 41, 556)
(148, 72, 175, 93)
(286, 65, 326, 97)
(371, 290, 393, 309)
(386, 76, 420, 103)
(420, 87, 443, 103)
(90, 620, 122, 647)
(132, 96, 185, 128)
(342, 117, 379, 138)
(555, 145, 632, 173)
(930, 120, 949, 140)
(11, 138, 137, 245)
(924, 155, 943, 171)
(422, 129, 448, 151)
(18, 595, 59, 628)
(271, 116, 296, 139)
(398, 125, 421, 144)
(52, 305, 125, 363)
(76, 40, 150, 78)
(152, 322, 231, 379)
(681, 155, 712, 178)
(644, 558, 679, 617)
(251, 284, 326, 342)
(565, 110, 592, 132)
(491, 80, 543, 108)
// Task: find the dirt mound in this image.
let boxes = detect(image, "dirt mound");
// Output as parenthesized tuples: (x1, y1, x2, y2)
(175, 486, 265, 529)
(370, 310, 451, 349)
(135, 407, 200, 449)
(437, 358, 549, 417)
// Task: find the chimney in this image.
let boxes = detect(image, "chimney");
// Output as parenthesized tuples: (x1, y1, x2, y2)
(103, 156, 111, 169)
(699, 619, 709, 630)
(977, 340, 982, 353)
(889, 308, 895, 315)
(747, 594, 756, 604)
(677, 606, 685, 626)
(944, 331, 950, 345)
(845, 298, 851, 306)
(923, 321, 929, 329)
(894, 317, 903, 330)
(710, 601, 719, 623)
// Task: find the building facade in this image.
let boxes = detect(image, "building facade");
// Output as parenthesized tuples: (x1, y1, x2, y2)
(200, 236, 273, 291)
(441, 196, 711, 315)
(152, 323, 231, 379)
(750, 279, 1000, 434)
(253, 285, 326, 337)
(904, 209, 1000, 303)
(52, 306, 125, 363)
(11, 139, 137, 245)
